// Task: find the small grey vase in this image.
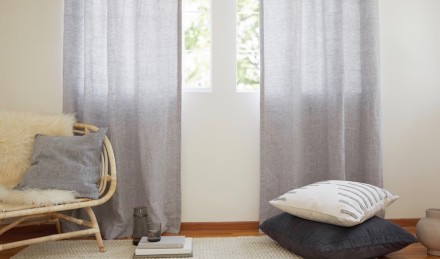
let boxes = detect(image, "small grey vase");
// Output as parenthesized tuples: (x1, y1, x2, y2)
(416, 208, 440, 256)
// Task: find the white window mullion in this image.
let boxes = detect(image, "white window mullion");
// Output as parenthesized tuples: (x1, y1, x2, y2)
(211, 0, 237, 93)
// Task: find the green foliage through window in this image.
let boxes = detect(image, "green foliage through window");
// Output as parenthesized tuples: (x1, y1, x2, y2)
(183, 0, 211, 89)
(236, 0, 260, 91)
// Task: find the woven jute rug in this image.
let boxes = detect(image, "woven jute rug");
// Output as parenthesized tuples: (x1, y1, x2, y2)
(12, 236, 302, 259)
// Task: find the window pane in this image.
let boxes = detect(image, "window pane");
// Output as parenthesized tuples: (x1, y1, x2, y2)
(237, 0, 259, 13)
(182, 0, 211, 90)
(236, 0, 260, 91)
(237, 51, 260, 91)
(183, 0, 209, 12)
(183, 12, 210, 50)
(183, 50, 210, 89)
(237, 13, 259, 51)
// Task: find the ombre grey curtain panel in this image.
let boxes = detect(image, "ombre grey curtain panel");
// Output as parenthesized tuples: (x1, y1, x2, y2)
(63, 0, 181, 239)
(260, 0, 382, 221)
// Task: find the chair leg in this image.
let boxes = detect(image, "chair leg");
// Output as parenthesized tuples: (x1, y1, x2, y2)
(83, 207, 105, 252)
(54, 218, 62, 234)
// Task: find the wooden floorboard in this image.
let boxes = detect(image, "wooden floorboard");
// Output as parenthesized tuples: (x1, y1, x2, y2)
(0, 222, 436, 258)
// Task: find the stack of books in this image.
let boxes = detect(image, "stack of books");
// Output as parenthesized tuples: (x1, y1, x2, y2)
(133, 236, 193, 258)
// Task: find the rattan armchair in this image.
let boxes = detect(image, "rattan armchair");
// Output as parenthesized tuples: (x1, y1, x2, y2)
(0, 123, 117, 252)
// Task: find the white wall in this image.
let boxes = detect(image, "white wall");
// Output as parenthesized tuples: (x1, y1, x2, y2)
(0, 0, 63, 113)
(1, 0, 439, 221)
(380, 0, 440, 218)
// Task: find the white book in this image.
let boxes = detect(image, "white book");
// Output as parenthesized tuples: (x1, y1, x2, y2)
(137, 236, 186, 249)
(135, 238, 193, 256)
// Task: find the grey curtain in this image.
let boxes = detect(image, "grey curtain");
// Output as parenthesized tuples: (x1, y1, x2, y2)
(260, 0, 382, 221)
(63, 0, 181, 239)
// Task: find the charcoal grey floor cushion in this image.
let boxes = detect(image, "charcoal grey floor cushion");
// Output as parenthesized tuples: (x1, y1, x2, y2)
(260, 213, 417, 259)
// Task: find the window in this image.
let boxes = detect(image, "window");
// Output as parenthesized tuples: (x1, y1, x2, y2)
(182, 0, 260, 92)
(236, 0, 260, 91)
(182, 0, 211, 90)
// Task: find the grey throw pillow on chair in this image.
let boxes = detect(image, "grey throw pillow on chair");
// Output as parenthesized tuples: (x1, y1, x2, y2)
(16, 128, 107, 199)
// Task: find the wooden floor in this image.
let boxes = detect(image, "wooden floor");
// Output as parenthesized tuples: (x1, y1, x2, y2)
(0, 224, 437, 258)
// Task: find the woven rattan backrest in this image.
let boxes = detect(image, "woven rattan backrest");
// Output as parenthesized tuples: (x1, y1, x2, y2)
(72, 123, 116, 198)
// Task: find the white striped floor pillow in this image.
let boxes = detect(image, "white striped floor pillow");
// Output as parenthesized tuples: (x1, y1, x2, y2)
(269, 180, 399, 227)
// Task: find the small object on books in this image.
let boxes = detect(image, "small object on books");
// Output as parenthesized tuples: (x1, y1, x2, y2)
(137, 236, 185, 249)
(132, 207, 148, 246)
(147, 222, 161, 242)
(134, 237, 193, 257)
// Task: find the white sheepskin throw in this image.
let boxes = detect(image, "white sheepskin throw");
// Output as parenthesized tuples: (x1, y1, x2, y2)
(0, 186, 78, 207)
(0, 111, 75, 188)
(0, 111, 77, 206)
